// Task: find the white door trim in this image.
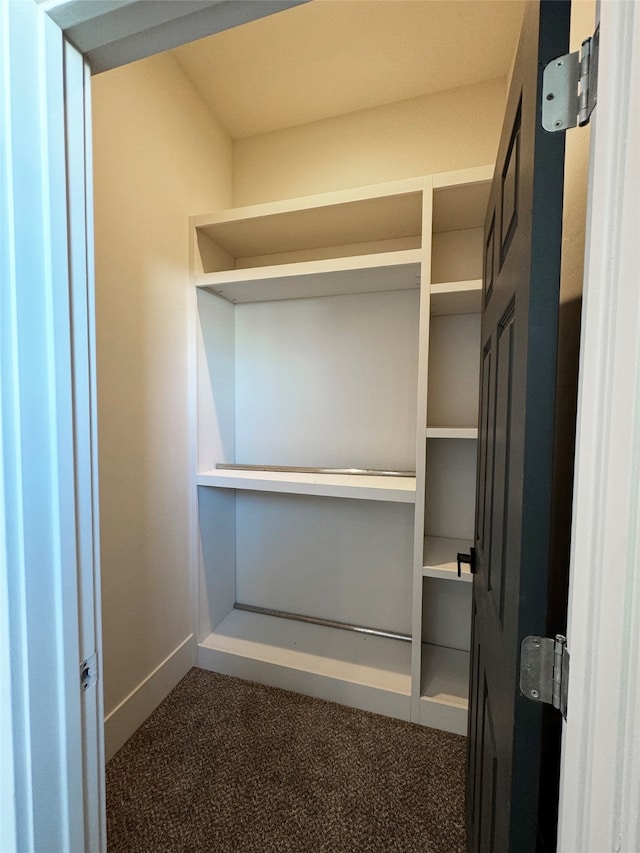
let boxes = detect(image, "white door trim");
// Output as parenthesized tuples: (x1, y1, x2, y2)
(1, 3, 104, 849)
(558, 1, 640, 851)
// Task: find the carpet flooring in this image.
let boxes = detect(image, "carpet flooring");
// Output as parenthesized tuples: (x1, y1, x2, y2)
(106, 668, 467, 852)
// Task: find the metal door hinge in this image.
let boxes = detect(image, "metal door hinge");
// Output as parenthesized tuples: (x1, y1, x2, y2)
(520, 634, 569, 719)
(80, 652, 98, 691)
(542, 25, 599, 132)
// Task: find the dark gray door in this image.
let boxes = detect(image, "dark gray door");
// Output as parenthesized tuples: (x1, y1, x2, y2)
(466, 2, 573, 851)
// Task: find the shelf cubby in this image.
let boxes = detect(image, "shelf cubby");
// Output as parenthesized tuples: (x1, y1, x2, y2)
(423, 535, 474, 582)
(419, 644, 470, 734)
(194, 178, 426, 273)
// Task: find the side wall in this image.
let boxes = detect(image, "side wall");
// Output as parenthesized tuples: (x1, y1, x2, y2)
(92, 52, 232, 760)
(232, 77, 506, 205)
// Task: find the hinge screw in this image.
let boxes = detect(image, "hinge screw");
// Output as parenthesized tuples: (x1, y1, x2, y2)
(531, 689, 539, 698)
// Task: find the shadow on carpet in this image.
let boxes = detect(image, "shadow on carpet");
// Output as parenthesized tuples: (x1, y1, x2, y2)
(106, 668, 467, 852)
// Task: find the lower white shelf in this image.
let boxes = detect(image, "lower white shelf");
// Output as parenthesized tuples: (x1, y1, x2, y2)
(196, 468, 416, 503)
(419, 644, 470, 734)
(426, 426, 478, 439)
(198, 608, 412, 721)
(423, 536, 474, 582)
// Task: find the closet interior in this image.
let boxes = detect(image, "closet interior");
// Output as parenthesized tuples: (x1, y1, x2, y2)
(92, 1, 526, 759)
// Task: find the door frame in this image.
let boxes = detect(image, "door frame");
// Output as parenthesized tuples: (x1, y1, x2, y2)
(557, 1, 640, 851)
(3, 1, 639, 849)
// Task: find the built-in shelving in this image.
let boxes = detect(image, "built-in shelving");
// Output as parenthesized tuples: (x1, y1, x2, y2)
(193, 166, 492, 736)
(196, 468, 416, 503)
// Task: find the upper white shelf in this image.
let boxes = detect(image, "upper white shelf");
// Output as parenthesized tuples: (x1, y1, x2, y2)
(196, 250, 422, 304)
(195, 177, 426, 271)
(430, 279, 482, 315)
(196, 468, 417, 503)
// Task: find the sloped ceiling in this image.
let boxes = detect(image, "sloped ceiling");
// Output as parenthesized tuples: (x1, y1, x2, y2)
(171, 0, 524, 139)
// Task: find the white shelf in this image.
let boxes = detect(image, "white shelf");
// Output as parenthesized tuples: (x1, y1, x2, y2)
(430, 279, 482, 315)
(196, 250, 422, 303)
(195, 177, 425, 264)
(419, 643, 470, 734)
(196, 468, 417, 503)
(423, 536, 474, 582)
(198, 609, 412, 721)
(426, 427, 478, 439)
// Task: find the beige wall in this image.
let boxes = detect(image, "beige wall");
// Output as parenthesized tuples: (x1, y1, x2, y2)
(232, 77, 506, 206)
(92, 52, 232, 755)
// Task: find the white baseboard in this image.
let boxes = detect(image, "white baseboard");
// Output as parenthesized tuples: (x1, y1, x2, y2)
(104, 634, 195, 761)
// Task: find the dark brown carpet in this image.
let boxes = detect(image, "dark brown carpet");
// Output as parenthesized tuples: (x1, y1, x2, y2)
(106, 668, 467, 852)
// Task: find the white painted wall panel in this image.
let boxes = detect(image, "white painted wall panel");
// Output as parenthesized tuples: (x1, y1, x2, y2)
(427, 313, 481, 429)
(234, 290, 420, 471)
(424, 439, 477, 541)
(235, 493, 414, 635)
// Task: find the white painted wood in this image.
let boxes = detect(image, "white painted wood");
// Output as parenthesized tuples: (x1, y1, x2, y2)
(196, 288, 235, 472)
(423, 536, 474, 582)
(0, 3, 103, 848)
(196, 468, 416, 503)
(427, 313, 481, 429)
(198, 609, 411, 720)
(103, 635, 195, 761)
(197, 487, 236, 639)
(425, 438, 477, 540)
(195, 177, 425, 266)
(426, 427, 478, 439)
(433, 191, 490, 232)
(411, 180, 434, 722)
(419, 644, 469, 734)
(430, 279, 482, 316)
(64, 45, 106, 853)
(422, 578, 472, 651)
(558, 3, 640, 852)
(235, 236, 421, 270)
(234, 290, 419, 471)
(432, 164, 495, 191)
(196, 250, 422, 303)
(235, 493, 414, 635)
(431, 227, 484, 283)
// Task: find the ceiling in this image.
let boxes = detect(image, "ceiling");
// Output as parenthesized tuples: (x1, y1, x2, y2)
(171, 0, 524, 140)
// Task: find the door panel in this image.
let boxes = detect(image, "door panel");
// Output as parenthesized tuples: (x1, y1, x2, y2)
(466, 2, 572, 851)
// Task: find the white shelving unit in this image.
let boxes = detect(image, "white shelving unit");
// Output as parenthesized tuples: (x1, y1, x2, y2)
(192, 166, 492, 734)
